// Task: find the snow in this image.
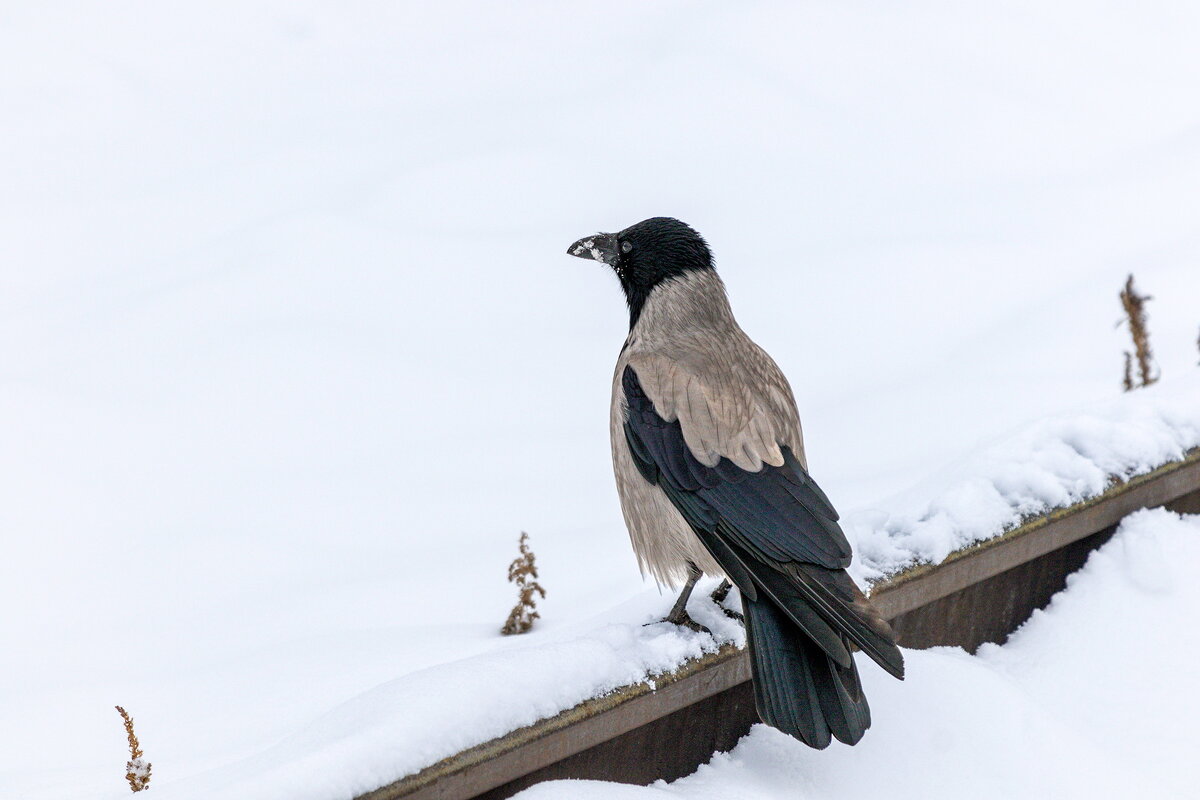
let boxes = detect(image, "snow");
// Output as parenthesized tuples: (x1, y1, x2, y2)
(126, 757, 151, 785)
(848, 373, 1200, 583)
(3, 2, 1200, 799)
(19, 378, 1189, 800)
(516, 509, 1200, 799)
(141, 605, 745, 800)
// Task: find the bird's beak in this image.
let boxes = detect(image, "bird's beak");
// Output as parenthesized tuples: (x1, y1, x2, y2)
(566, 233, 619, 266)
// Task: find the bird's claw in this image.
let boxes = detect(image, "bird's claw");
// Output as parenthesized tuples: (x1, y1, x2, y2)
(648, 610, 712, 636)
(709, 579, 744, 624)
(709, 579, 733, 605)
(720, 607, 745, 624)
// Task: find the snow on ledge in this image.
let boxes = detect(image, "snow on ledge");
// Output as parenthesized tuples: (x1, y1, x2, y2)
(153, 375, 1200, 800)
(352, 374, 1200, 796)
(152, 602, 746, 800)
(848, 372, 1200, 587)
(515, 508, 1200, 799)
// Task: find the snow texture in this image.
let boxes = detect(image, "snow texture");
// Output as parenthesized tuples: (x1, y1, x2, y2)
(143, 608, 744, 800)
(849, 373, 1200, 585)
(109, 377, 1199, 800)
(3, 3, 1200, 800)
(516, 509, 1200, 799)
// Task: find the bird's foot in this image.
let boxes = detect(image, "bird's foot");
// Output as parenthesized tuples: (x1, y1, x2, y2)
(709, 579, 732, 604)
(709, 580, 744, 624)
(648, 608, 711, 636)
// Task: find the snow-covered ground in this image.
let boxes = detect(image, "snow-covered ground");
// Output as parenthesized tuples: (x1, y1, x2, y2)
(3, 3, 1200, 799)
(516, 509, 1200, 800)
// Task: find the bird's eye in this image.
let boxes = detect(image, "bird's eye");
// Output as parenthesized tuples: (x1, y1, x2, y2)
(621, 240, 633, 254)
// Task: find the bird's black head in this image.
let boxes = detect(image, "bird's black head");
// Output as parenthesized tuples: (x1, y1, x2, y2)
(567, 217, 714, 328)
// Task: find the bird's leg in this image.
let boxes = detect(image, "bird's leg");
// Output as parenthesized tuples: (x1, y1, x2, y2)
(658, 562, 711, 635)
(709, 578, 744, 623)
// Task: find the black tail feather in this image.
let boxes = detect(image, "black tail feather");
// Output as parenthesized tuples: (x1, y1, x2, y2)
(744, 595, 872, 748)
(710, 523, 906, 680)
(788, 564, 906, 680)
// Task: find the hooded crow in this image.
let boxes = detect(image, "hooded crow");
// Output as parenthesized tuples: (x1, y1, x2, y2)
(567, 217, 904, 749)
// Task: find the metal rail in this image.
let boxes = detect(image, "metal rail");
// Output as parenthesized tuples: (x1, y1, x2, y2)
(362, 450, 1200, 800)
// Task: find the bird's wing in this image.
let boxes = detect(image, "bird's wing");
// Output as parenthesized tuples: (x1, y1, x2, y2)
(622, 360, 903, 679)
(622, 349, 803, 473)
(621, 356, 848, 568)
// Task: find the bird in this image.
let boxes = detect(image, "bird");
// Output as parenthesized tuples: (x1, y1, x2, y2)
(566, 217, 904, 749)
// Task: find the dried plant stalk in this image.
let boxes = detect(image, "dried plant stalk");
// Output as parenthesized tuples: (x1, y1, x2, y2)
(501, 532, 546, 635)
(1118, 274, 1158, 390)
(115, 706, 152, 792)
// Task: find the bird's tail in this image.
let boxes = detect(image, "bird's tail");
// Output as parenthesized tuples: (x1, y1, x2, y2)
(743, 595, 871, 749)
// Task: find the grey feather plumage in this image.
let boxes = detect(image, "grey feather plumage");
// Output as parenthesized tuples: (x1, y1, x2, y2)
(609, 269, 805, 586)
(578, 216, 902, 749)
(606, 265, 903, 749)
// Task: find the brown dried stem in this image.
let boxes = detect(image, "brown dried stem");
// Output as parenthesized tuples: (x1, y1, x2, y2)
(1118, 274, 1158, 390)
(501, 532, 546, 635)
(115, 706, 152, 792)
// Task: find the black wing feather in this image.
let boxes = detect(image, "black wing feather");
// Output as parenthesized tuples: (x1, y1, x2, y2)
(622, 365, 851, 569)
(622, 364, 904, 682)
